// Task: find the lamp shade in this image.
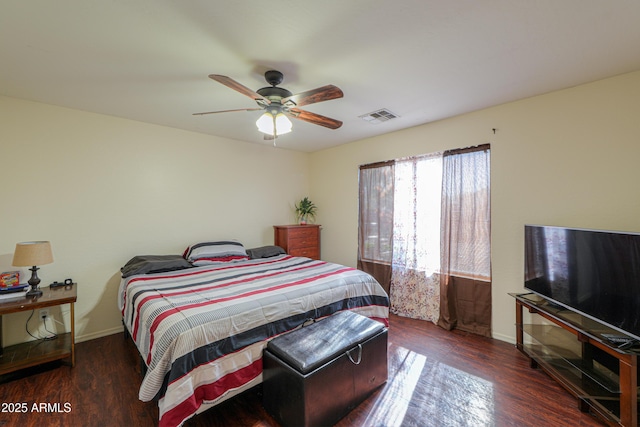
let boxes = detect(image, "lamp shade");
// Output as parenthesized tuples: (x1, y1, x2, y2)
(12, 241, 54, 267)
(256, 112, 293, 136)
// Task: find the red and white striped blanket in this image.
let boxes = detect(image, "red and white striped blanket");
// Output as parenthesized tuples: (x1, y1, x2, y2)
(118, 255, 389, 427)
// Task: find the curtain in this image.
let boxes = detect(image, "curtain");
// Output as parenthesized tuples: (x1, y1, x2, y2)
(389, 153, 442, 322)
(357, 161, 394, 295)
(438, 145, 492, 337)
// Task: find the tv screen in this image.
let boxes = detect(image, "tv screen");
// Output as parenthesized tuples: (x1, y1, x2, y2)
(524, 225, 640, 340)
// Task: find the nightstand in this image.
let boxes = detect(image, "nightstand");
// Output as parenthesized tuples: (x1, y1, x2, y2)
(0, 284, 77, 375)
(274, 225, 321, 260)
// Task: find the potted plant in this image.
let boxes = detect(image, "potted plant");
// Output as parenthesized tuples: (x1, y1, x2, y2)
(295, 197, 317, 225)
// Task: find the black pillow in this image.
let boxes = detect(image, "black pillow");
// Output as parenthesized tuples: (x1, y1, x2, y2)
(246, 246, 286, 259)
(121, 255, 193, 278)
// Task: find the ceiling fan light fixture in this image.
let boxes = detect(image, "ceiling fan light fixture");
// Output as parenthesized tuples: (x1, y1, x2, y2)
(256, 111, 292, 136)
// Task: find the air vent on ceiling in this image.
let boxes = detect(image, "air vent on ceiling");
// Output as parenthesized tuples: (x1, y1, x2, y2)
(359, 108, 399, 124)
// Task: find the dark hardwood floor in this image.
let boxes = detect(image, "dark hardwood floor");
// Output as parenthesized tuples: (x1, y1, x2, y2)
(0, 314, 605, 427)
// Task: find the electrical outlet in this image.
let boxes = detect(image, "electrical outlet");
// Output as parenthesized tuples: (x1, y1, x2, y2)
(39, 309, 49, 320)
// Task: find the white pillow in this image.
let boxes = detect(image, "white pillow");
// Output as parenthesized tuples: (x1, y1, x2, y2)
(183, 241, 249, 266)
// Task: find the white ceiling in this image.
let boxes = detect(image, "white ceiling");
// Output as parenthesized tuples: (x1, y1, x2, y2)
(2, 1, 640, 152)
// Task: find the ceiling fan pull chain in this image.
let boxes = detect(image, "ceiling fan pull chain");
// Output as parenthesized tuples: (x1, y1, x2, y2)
(273, 114, 278, 146)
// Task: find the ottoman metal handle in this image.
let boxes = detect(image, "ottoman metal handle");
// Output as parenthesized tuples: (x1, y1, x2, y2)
(347, 344, 363, 365)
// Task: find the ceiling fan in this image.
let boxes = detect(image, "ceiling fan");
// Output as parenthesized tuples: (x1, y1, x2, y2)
(194, 70, 344, 139)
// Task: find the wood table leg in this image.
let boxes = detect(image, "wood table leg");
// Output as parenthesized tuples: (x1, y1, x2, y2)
(515, 300, 524, 352)
(70, 302, 75, 367)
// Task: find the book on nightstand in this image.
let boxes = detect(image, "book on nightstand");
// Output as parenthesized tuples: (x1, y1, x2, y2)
(0, 271, 28, 300)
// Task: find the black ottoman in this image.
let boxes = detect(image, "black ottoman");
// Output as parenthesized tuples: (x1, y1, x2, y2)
(263, 310, 388, 427)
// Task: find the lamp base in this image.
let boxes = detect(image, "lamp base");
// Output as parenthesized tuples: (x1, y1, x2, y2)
(26, 265, 42, 298)
(26, 287, 43, 297)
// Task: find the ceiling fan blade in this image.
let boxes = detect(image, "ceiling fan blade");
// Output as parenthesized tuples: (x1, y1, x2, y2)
(287, 108, 343, 129)
(208, 74, 271, 104)
(281, 85, 343, 107)
(193, 108, 263, 116)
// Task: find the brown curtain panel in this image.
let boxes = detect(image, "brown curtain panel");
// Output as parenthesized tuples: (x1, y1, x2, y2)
(357, 161, 395, 295)
(438, 144, 492, 337)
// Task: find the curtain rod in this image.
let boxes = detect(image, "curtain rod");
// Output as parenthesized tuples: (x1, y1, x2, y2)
(359, 143, 490, 169)
(444, 143, 490, 156)
(359, 160, 395, 170)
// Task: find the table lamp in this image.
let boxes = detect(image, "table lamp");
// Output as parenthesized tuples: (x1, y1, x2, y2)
(12, 241, 54, 297)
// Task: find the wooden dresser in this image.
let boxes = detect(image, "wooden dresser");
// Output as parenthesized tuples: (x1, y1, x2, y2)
(273, 225, 321, 260)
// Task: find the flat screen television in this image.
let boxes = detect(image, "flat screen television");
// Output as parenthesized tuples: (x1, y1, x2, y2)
(524, 225, 640, 341)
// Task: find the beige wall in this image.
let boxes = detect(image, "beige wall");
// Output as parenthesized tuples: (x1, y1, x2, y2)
(0, 96, 310, 345)
(3, 70, 640, 346)
(310, 70, 640, 342)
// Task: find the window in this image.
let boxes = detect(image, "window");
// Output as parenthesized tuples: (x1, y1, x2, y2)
(358, 162, 394, 264)
(358, 144, 491, 334)
(392, 153, 442, 275)
(441, 147, 491, 280)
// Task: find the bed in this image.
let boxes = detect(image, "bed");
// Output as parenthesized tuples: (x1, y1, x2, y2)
(118, 242, 389, 427)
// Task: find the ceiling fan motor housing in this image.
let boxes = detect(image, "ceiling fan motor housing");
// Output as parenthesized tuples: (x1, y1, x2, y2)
(258, 70, 293, 107)
(264, 70, 284, 86)
(257, 86, 293, 101)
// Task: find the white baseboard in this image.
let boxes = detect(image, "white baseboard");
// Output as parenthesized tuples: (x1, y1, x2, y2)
(492, 331, 516, 345)
(75, 325, 124, 343)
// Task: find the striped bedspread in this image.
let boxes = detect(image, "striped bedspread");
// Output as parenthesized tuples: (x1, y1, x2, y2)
(118, 254, 389, 427)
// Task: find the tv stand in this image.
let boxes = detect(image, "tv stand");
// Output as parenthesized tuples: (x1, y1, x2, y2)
(511, 293, 638, 426)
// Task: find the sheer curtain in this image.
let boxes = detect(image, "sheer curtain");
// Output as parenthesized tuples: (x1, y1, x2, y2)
(357, 161, 394, 295)
(438, 145, 492, 336)
(389, 154, 442, 321)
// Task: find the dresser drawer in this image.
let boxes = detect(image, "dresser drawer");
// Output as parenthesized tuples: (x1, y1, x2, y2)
(290, 247, 320, 259)
(288, 236, 318, 250)
(286, 226, 318, 240)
